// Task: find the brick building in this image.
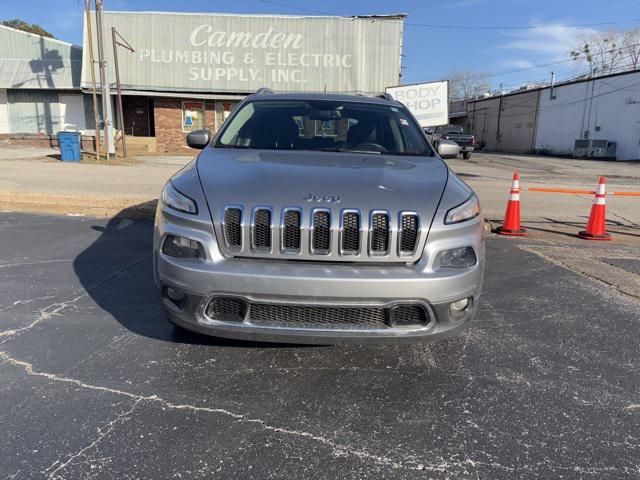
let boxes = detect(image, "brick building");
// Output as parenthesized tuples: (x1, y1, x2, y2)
(116, 94, 243, 154)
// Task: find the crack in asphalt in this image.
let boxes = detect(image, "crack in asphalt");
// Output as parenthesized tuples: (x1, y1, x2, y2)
(0, 350, 496, 474)
(0, 254, 152, 342)
(43, 399, 143, 480)
(0, 259, 74, 269)
(0, 294, 87, 342)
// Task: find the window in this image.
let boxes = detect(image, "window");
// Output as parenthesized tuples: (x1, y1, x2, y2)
(215, 99, 432, 156)
(182, 101, 205, 132)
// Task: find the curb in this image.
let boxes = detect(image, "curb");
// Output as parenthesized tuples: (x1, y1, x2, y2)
(0, 192, 158, 219)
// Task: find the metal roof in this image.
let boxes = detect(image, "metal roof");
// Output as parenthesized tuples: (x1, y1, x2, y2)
(244, 91, 399, 104)
(0, 25, 82, 90)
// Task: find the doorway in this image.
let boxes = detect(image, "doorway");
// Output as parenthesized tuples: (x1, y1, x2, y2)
(122, 96, 154, 137)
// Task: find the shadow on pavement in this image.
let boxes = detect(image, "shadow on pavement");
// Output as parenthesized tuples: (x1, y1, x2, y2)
(73, 202, 302, 349)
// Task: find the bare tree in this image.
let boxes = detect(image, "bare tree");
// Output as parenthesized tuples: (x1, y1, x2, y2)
(620, 28, 640, 70)
(448, 69, 492, 100)
(571, 30, 634, 77)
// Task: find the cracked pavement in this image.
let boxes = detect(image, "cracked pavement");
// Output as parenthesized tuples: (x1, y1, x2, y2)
(1, 212, 639, 479)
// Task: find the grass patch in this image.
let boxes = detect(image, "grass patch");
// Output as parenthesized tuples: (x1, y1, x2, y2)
(81, 153, 142, 166)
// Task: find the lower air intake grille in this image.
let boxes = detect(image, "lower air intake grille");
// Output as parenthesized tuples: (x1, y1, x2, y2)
(249, 303, 389, 330)
(341, 211, 360, 253)
(400, 214, 419, 254)
(282, 209, 301, 251)
(253, 209, 271, 249)
(205, 297, 246, 322)
(312, 210, 331, 253)
(205, 298, 431, 330)
(370, 213, 390, 254)
(391, 305, 429, 326)
(224, 208, 242, 248)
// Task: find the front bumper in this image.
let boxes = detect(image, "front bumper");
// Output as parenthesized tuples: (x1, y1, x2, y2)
(154, 205, 485, 344)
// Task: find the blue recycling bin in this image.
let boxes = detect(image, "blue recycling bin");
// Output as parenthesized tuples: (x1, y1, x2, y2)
(57, 131, 82, 162)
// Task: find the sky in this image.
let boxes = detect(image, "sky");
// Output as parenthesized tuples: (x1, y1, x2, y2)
(2, 0, 639, 90)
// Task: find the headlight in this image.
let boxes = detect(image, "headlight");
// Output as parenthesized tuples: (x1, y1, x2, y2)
(445, 194, 480, 224)
(162, 182, 197, 214)
(437, 247, 477, 268)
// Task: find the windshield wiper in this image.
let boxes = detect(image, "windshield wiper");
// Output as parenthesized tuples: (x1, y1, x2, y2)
(317, 147, 381, 155)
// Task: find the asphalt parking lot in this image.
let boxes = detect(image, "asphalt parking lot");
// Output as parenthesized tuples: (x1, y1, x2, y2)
(1, 211, 639, 479)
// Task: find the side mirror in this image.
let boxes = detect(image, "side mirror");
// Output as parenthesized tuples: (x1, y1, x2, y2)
(186, 129, 211, 149)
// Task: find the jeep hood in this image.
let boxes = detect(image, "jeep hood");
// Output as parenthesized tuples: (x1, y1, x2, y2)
(196, 149, 448, 220)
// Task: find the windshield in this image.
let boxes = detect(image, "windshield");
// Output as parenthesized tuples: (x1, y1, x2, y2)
(215, 99, 432, 156)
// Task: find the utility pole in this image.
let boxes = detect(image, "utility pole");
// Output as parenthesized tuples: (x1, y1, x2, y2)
(496, 83, 504, 147)
(549, 71, 556, 100)
(111, 27, 134, 158)
(95, 0, 115, 159)
(85, 0, 101, 160)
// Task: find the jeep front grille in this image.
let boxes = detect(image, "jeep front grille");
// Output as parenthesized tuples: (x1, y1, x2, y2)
(282, 209, 302, 252)
(399, 213, 419, 255)
(311, 210, 331, 254)
(340, 211, 360, 254)
(252, 208, 272, 249)
(370, 212, 390, 255)
(218, 205, 425, 263)
(223, 207, 242, 248)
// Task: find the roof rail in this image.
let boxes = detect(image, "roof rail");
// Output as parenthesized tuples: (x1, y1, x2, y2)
(255, 87, 274, 95)
(377, 92, 395, 102)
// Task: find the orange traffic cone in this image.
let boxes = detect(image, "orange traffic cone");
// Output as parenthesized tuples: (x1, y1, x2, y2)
(578, 177, 612, 240)
(496, 172, 527, 236)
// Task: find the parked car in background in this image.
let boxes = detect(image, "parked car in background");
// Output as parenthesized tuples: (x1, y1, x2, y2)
(432, 137, 461, 158)
(428, 125, 476, 159)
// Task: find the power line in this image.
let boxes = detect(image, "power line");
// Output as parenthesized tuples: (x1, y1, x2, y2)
(258, 0, 334, 16)
(468, 75, 640, 119)
(405, 19, 640, 30)
(259, 0, 640, 30)
(445, 42, 640, 83)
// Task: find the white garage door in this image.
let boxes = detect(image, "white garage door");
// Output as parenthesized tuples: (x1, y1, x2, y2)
(59, 94, 87, 132)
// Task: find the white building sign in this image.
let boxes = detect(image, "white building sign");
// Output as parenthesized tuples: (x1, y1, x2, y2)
(82, 12, 404, 94)
(385, 81, 449, 127)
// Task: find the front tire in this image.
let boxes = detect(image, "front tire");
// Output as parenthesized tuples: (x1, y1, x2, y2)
(463, 152, 471, 160)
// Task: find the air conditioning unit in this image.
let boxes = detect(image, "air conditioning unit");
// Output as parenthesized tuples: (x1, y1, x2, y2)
(573, 139, 616, 159)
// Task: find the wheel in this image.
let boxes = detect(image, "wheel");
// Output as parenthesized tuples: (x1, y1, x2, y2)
(462, 151, 471, 160)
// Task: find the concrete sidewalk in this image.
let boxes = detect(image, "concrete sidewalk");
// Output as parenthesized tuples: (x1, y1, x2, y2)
(0, 154, 190, 217)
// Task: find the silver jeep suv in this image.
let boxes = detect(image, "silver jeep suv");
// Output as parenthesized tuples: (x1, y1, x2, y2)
(153, 91, 484, 344)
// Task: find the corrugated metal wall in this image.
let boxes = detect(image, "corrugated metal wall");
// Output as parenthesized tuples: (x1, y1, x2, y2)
(0, 25, 82, 90)
(7, 90, 61, 134)
(469, 90, 539, 153)
(0, 89, 10, 134)
(82, 12, 404, 95)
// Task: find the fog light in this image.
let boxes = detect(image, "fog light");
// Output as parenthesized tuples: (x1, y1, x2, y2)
(162, 235, 202, 259)
(450, 298, 469, 312)
(162, 285, 187, 310)
(167, 287, 185, 302)
(437, 247, 477, 268)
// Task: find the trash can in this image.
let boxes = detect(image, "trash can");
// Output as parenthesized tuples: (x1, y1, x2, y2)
(57, 131, 82, 162)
